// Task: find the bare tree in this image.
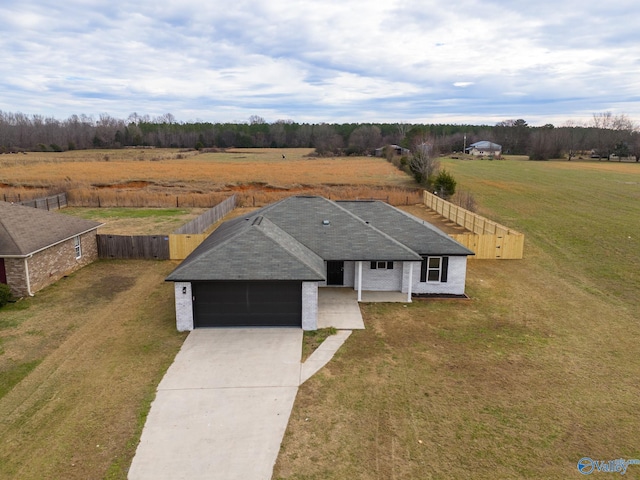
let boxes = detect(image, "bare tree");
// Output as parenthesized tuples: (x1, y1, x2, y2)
(347, 125, 382, 154)
(409, 136, 440, 186)
(590, 112, 637, 160)
(249, 115, 266, 125)
(313, 124, 343, 155)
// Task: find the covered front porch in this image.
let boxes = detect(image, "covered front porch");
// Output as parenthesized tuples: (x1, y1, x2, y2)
(317, 287, 408, 330)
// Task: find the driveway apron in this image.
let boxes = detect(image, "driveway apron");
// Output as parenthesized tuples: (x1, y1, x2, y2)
(128, 328, 303, 480)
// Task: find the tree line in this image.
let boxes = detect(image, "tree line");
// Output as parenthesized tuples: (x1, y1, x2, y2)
(0, 111, 637, 160)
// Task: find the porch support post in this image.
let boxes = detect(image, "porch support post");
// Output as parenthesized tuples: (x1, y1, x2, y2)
(357, 260, 363, 302)
(407, 262, 413, 303)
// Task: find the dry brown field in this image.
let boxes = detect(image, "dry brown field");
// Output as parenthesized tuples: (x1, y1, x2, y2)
(0, 148, 421, 207)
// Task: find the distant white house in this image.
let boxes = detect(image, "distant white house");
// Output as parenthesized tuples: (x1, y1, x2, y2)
(466, 141, 502, 158)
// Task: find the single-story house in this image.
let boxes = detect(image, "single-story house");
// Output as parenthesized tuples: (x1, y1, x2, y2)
(466, 141, 502, 158)
(166, 196, 473, 331)
(0, 201, 102, 297)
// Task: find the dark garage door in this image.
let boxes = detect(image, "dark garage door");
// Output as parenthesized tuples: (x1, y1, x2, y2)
(193, 281, 302, 327)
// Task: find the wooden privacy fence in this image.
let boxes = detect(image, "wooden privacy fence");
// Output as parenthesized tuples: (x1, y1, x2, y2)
(173, 195, 236, 234)
(97, 235, 170, 259)
(13, 192, 68, 210)
(423, 191, 524, 259)
(169, 195, 237, 260)
(168, 234, 208, 260)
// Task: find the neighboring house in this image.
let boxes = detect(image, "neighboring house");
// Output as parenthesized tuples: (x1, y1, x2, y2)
(466, 141, 502, 158)
(0, 201, 102, 297)
(374, 144, 411, 157)
(166, 196, 473, 331)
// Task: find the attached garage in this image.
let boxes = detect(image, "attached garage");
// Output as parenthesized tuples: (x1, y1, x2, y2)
(166, 196, 473, 332)
(192, 281, 302, 327)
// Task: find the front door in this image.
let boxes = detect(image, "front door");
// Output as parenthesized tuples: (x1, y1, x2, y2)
(326, 261, 344, 286)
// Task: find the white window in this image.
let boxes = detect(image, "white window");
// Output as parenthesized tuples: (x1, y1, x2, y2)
(420, 256, 448, 282)
(370, 261, 394, 270)
(74, 236, 82, 259)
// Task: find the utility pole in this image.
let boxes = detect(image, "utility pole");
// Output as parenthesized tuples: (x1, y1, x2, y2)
(463, 134, 467, 153)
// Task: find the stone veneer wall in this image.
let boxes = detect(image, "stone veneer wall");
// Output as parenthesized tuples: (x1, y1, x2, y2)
(4, 231, 99, 297)
(3, 258, 28, 297)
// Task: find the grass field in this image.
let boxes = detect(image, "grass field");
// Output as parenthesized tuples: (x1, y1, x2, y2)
(2, 152, 639, 478)
(0, 148, 421, 207)
(273, 158, 640, 479)
(0, 260, 186, 480)
(62, 207, 208, 235)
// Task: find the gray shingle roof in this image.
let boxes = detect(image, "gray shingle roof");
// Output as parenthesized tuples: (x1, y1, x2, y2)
(0, 202, 102, 256)
(166, 215, 326, 281)
(253, 196, 421, 261)
(337, 200, 474, 256)
(167, 196, 472, 282)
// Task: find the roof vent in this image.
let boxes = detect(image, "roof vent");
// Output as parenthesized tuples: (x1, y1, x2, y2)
(322, 219, 330, 226)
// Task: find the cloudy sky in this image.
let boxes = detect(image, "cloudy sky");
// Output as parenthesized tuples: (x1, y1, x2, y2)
(1, 0, 639, 126)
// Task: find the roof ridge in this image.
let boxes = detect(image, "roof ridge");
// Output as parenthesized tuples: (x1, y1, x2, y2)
(328, 198, 422, 259)
(256, 217, 326, 278)
(0, 214, 24, 255)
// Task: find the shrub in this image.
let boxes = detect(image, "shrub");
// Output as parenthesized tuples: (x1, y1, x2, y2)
(452, 189, 477, 212)
(433, 169, 457, 198)
(0, 284, 12, 307)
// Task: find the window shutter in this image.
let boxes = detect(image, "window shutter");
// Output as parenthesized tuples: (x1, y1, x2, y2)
(441, 257, 449, 282)
(370, 261, 376, 269)
(420, 257, 427, 282)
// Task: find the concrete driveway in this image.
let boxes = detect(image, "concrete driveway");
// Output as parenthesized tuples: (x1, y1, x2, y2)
(128, 328, 303, 480)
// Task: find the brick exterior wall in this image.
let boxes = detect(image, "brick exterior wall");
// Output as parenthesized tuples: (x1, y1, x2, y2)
(174, 282, 194, 331)
(343, 261, 355, 287)
(361, 261, 403, 291)
(408, 256, 468, 295)
(301, 282, 319, 330)
(3, 231, 99, 298)
(3, 258, 28, 297)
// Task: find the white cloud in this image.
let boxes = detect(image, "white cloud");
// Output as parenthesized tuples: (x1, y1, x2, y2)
(0, 0, 639, 125)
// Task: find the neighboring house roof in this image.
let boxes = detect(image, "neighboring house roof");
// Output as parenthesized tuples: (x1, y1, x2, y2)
(0, 201, 102, 257)
(337, 200, 473, 256)
(167, 196, 473, 282)
(466, 141, 502, 151)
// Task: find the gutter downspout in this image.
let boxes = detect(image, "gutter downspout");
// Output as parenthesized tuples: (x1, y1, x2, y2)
(407, 262, 413, 303)
(24, 255, 34, 297)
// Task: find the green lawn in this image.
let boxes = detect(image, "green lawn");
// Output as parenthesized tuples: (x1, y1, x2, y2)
(441, 158, 640, 305)
(274, 158, 640, 479)
(61, 207, 207, 235)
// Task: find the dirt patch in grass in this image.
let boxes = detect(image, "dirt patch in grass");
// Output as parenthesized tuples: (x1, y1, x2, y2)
(0, 260, 186, 480)
(301, 328, 337, 362)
